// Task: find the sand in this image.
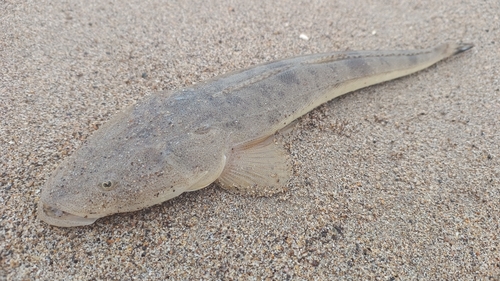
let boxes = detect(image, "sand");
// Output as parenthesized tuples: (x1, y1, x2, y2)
(1, 0, 499, 279)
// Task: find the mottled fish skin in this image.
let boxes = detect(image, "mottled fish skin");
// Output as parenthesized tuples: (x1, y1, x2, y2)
(38, 42, 473, 227)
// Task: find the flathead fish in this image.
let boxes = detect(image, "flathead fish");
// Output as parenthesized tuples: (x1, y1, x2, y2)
(38, 42, 473, 227)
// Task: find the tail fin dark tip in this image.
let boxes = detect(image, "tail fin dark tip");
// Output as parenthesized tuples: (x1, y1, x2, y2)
(454, 43, 474, 55)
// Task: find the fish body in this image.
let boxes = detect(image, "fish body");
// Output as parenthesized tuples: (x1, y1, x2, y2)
(39, 42, 473, 227)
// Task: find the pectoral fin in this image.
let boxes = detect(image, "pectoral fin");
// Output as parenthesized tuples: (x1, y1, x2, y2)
(217, 135, 291, 196)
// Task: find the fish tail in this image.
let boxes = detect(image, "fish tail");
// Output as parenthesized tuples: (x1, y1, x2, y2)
(435, 42, 474, 57)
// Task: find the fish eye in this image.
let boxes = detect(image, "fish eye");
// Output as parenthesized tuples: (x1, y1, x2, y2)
(100, 180, 116, 191)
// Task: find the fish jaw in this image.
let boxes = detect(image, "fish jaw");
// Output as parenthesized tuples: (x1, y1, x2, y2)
(38, 202, 98, 227)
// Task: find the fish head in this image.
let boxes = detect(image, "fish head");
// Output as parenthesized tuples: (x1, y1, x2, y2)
(38, 144, 196, 227)
(38, 100, 226, 227)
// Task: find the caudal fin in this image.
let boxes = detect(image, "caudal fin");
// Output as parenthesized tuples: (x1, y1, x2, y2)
(453, 43, 474, 55)
(436, 42, 474, 57)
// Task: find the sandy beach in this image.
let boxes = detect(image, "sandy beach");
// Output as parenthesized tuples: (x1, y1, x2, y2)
(1, 0, 499, 279)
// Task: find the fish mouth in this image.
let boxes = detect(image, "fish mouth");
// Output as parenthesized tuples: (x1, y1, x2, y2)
(38, 203, 98, 227)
